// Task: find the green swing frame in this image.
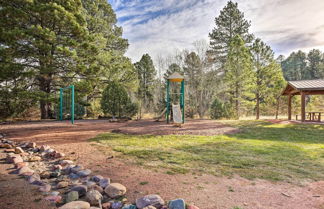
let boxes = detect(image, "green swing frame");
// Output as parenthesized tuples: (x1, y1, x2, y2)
(59, 85, 75, 124)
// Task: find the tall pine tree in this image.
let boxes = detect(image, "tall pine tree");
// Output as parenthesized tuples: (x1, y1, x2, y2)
(209, 1, 254, 64)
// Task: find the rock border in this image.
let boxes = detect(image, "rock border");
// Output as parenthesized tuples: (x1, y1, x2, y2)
(0, 134, 200, 209)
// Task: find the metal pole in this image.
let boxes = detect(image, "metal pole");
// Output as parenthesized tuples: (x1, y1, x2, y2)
(71, 85, 75, 124)
(166, 80, 170, 123)
(181, 80, 185, 123)
(59, 88, 63, 121)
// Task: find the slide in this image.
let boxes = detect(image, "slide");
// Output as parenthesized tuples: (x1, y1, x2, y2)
(172, 104, 182, 124)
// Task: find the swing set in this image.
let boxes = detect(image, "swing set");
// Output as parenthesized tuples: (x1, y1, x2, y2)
(59, 85, 75, 124)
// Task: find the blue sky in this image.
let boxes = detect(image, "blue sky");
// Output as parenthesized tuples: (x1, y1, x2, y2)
(109, 0, 324, 62)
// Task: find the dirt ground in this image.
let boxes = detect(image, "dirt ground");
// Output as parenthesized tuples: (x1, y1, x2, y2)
(0, 119, 323, 209)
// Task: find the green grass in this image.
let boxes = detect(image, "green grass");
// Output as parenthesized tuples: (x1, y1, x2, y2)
(91, 120, 324, 183)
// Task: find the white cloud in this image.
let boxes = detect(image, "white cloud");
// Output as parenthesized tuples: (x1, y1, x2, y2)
(109, 0, 324, 62)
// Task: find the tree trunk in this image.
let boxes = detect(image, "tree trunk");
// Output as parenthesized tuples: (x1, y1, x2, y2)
(235, 85, 239, 119)
(256, 92, 260, 120)
(39, 75, 53, 119)
(275, 97, 280, 119)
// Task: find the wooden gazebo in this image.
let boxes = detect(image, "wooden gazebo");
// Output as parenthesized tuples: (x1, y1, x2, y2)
(282, 80, 324, 122)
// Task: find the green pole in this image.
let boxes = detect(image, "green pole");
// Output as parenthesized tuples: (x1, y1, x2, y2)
(181, 80, 185, 123)
(166, 80, 170, 123)
(71, 85, 75, 124)
(59, 88, 63, 121)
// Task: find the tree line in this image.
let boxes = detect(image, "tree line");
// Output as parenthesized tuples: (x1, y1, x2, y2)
(1, 0, 324, 120)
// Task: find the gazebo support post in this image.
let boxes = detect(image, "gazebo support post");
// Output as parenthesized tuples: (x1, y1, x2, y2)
(288, 94, 292, 120)
(301, 91, 306, 122)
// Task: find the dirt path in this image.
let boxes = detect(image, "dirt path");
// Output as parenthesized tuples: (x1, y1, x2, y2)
(0, 119, 323, 209)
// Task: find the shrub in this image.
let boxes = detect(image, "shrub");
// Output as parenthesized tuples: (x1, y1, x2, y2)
(101, 81, 137, 118)
(210, 98, 234, 119)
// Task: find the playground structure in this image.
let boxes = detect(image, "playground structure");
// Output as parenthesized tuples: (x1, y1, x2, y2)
(59, 85, 75, 124)
(166, 72, 185, 124)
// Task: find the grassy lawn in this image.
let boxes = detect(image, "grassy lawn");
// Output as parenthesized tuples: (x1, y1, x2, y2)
(91, 120, 324, 183)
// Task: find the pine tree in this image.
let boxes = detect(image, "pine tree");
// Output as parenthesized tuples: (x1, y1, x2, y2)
(0, 0, 89, 119)
(307, 49, 324, 79)
(209, 1, 254, 64)
(134, 54, 156, 115)
(224, 35, 253, 119)
(251, 38, 284, 119)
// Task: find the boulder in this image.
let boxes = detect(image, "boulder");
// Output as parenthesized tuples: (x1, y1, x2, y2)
(104, 183, 126, 198)
(71, 185, 88, 197)
(168, 199, 185, 209)
(66, 191, 79, 203)
(86, 190, 102, 205)
(136, 194, 165, 209)
(59, 201, 90, 209)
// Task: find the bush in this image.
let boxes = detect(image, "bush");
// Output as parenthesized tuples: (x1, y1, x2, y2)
(210, 98, 234, 119)
(101, 81, 137, 118)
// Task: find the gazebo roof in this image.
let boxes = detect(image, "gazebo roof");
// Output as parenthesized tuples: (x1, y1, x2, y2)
(282, 79, 324, 95)
(167, 72, 184, 82)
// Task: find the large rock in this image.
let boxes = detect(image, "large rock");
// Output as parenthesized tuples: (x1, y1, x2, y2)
(86, 190, 102, 205)
(59, 201, 90, 209)
(104, 183, 126, 198)
(66, 191, 79, 203)
(136, 194, 165, 209)
(71, 185, 88, 197)
(168, 199, 185, 209)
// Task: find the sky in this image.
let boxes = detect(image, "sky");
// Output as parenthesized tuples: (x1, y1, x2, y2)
(108, 0, 324, 62)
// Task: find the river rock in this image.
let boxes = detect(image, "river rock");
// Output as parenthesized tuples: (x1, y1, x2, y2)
(50, 191, 60, 196)
(45, 195, 62, 203)
(102, 202, 111, 209)
(40, 145, 50, 152)
(39, 184, 51, 192)
(12, 155, 24, 164)
(104, 183, 126, 198)
(60, 160, 74, 166)
(91, 175, 104, 182)
(59, 201, 90, 209)
(86, 190, 102, 205)
(122, 204, 137, 209)
(168, 199, 185, 209)
(111, 201, 123, 209)
(18, 166, 34, 175)
(15, 162, 28, 169)
(99, 178, 110, 188)
(71, 165, 84, 173)
(29, 156, 42, 162)
(77, 169, 92, 177)
(53, 164, 63, 171)
(66, 191, 79, 203)
(57, 181, 69, 188)
(69, 173, 80, 180)
(71, 185, 88, 197)
(1, 143, 13, 149)
(27, 142, 36, 148)
(27, 173, 40, 184)
(136, 194, 165, 209)
(40, 171, 51, 179)
(89, 184, 104, 194)
(4, 148, 15, 153)
(143, 206, 157, 209)
(14, 147, 24, 154)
